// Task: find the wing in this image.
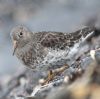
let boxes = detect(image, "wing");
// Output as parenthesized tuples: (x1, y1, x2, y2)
(39, 27, 95, 48)
(40, 32, 67, 48)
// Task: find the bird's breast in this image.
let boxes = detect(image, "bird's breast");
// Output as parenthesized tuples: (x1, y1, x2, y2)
(16, 46, 38, 69)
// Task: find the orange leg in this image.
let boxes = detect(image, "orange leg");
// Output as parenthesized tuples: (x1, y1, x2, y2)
(42, 64, 69, 85)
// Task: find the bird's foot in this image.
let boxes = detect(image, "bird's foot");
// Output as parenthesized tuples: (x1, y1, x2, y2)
(41, 64, 69, 85)
(52, 64, 69, 75)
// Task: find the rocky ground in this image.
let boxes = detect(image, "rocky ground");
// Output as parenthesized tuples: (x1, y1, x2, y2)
(0, 47, 100, 99)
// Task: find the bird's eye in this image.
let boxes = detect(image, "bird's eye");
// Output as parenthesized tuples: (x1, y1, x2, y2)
(19, 32, 23, 36)
(18, 32, 23, 38)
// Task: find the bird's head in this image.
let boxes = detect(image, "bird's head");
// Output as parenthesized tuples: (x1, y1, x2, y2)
(10, 25, 33, 55)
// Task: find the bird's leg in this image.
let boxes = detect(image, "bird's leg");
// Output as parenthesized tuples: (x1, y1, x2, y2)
(42, 64, 69, 85)
(52, 64, 69, 75)
(41, 70, 54, 85)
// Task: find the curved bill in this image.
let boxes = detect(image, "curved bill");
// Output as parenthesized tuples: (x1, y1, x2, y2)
(13, 40, 18, 56)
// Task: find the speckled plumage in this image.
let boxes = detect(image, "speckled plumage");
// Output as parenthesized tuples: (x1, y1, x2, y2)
(10, 25, 99, 71)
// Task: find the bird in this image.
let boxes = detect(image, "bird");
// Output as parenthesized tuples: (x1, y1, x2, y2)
(10, 25, 100, 84)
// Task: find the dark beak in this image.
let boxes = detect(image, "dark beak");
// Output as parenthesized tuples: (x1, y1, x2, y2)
(13, 40, 18, 56)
